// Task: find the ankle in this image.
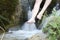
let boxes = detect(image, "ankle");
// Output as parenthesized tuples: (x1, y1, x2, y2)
(27, 18, 35, 23)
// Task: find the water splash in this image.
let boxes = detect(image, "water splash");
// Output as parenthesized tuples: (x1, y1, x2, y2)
(21, 22, 37, 31)
(21, 6, 37, 31)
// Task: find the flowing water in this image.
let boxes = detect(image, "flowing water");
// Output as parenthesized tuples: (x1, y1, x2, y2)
(21, 6, 37, 31)
(0, 1, 60, 40)
(0, 6, 42, 40)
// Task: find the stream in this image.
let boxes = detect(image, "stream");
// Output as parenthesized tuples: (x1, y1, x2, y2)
(0, 0, 60, 40)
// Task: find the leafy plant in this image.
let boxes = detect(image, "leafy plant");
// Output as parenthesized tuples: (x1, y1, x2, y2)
(43, 9, 60, 40)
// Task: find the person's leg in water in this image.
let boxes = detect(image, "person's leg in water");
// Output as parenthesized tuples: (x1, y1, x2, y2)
(27, 0, 42, 23)
(27, 0, 52, 23)
(37, 0, 52, 19)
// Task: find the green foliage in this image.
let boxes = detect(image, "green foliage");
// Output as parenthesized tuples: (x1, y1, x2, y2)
(0, 0, 18, 30)
(43, 8, 60, 40)
(43, 16, 60, 40)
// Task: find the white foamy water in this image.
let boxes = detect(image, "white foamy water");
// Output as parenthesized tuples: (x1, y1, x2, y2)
(8, 30, 42, 38)
(21, 22, 37, 31)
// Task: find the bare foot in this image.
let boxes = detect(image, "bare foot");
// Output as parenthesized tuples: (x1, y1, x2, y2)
(37, 14, 43, 20)
(27, 18, 35, 24)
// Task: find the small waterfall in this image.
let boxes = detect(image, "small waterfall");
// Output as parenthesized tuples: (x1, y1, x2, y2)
(4, 1, 47, 39)
(8, 6, 41, 39)
(21, 6, 37, 31)
(27, 6, 32, 20)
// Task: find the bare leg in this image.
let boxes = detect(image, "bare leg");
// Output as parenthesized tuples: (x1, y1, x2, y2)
(27, 0, 42, 23)
(37, 0, 52, 20)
